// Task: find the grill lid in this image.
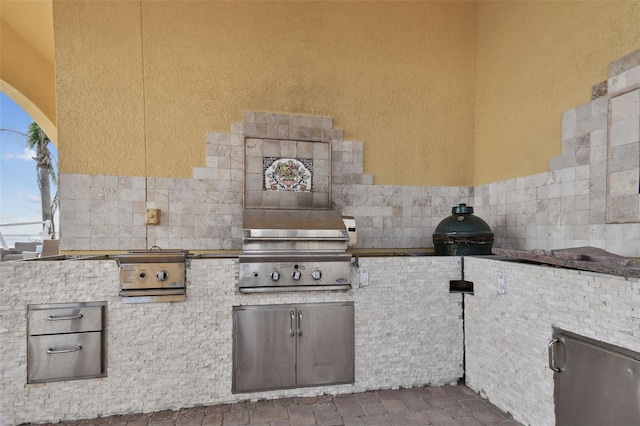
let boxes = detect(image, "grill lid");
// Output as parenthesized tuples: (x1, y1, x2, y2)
(242, 209, 349, 241)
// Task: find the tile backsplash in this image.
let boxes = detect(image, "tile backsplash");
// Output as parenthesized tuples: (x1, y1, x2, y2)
(59, 110, 468, 251)
(473, 50, 640, 256)
(242, 111, 334, 209)
(60, 50, 640, 256)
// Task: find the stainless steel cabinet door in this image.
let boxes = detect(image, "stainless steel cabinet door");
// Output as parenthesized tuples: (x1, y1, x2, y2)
(233, 306, 296, 393)
(296, 303, 354, 387)
(551, 331, 640, 426)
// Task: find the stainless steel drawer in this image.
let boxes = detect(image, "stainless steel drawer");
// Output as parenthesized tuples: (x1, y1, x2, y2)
(27, 302, 108, 384)
(28, 332, 105, 383)
(28, 305, 104, 335)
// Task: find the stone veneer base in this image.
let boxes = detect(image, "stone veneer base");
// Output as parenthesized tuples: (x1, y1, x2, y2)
(464, 257, 640, 426)
(0, 257, 462, 425)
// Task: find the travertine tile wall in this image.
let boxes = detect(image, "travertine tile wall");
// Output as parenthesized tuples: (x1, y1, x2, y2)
(473, 58, 640, 257)
(0, 257, 462, 424)
(340, 185, 471, 249)
(60, 53, 640, 256)
(606, 69, 640, 223)
(59, 112, 468, 251)
(242, 111, 334, 210)
(58, 175, 148, 250)
(464, 257, 640, 426)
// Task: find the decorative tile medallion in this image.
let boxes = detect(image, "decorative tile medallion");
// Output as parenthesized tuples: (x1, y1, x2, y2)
(264, 157, 313, 191)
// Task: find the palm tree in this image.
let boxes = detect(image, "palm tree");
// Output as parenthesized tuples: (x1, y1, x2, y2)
(1, 122, 58, 239)
(25, 122, 58, 239)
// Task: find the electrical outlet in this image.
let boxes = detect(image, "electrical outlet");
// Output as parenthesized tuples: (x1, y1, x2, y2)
(497, 276, 507, 294)
(146, 208, 160, 225)
(359, 270, 369, 287)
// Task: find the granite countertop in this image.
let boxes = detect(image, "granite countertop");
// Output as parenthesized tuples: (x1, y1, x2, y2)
(12, 248, 438, 262)
(348, 248, 434, 257)
(193, 248, 437, 258)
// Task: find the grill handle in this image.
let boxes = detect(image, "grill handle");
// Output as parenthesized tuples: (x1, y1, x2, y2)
(243, 236, 349, 242)
(289, 311, 295, 337)
(239, 284, 352, 293)
(298, 310, 303, 336)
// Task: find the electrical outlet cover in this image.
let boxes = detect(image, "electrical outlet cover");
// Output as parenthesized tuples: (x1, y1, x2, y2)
(497, 276, 507, 294)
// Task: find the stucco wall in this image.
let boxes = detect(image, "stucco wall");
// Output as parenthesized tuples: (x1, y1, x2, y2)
(474, 1, 640, 185)
(53, 1, 477, 186)
(53, 0, 145, 176)
(6, 1, 640, 185)
(0, 14, 56, 142)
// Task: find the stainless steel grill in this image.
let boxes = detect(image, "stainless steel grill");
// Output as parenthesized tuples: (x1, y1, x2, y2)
(238, 209, 352, 293)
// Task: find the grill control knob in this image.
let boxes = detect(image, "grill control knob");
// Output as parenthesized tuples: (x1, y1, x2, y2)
(270, 271, 280, 281)
(156, 270, 169, 281)
(311, 270, 322, 280)
(292, 270, 302, 280)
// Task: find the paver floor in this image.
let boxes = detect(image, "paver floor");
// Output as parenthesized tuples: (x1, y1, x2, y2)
(28, 384, 523, 426)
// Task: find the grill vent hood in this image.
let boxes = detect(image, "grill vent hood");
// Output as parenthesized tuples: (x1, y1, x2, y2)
(242, 209, 349, 242)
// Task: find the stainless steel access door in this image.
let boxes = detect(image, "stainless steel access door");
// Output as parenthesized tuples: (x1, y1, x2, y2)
(549, 330, 640, 426)
(296, 303, 354, 387)
(232, 302, 355, 393)
(233, 305, 296, 393)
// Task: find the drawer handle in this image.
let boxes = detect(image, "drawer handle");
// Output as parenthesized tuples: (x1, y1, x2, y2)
(47, 314, 84, 321)
(46, 345, 83, 354)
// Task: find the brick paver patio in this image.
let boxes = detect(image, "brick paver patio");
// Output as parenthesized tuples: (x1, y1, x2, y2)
(26, 384, 523, 426)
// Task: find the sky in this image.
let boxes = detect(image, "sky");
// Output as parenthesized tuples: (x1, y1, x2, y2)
(0, 92, 59, 242)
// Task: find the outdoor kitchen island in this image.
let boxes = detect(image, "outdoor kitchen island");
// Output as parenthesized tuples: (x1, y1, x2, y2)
(0, 255, 464, 425)
(4, 254, 640, 425)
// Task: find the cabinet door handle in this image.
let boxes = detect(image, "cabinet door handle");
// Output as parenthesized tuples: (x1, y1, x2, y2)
(297, 310, 303, 336)
(548, 338, 561, 372)
(47, 345, 83, 354)
(290, 311, 295, 337)
(47, 314, 83, 321)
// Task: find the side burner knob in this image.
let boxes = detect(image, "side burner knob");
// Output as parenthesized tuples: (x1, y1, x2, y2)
(292, 270, 302, 280)
(270, 271, 280, 281)
(311, 270, 322, 280)
(156, 270, 169, 281)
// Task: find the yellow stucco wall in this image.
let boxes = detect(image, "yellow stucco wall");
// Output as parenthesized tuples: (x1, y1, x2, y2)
(54, 1, 478, 186)
(0, 16, 57, 142)
(53, 1, 146, 176)
(46, 1, 640, 186)
(474, 1, 640, 185)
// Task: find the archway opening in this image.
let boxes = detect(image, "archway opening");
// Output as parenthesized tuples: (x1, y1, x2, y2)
(0, 92, 59, 248)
